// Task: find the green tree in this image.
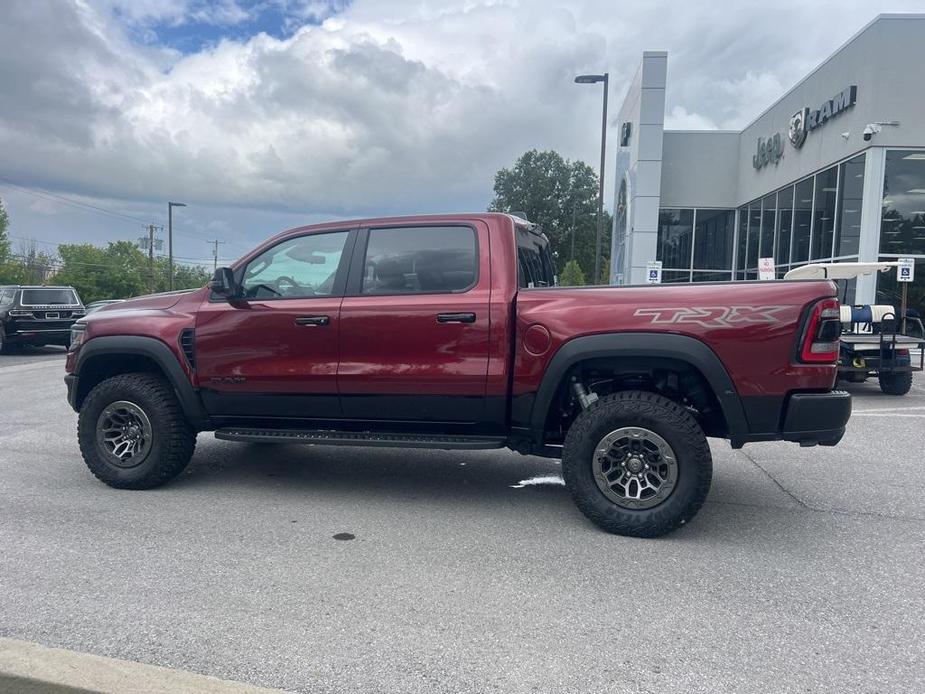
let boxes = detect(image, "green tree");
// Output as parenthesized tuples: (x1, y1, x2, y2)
(488, 149, 612, 283)
(55, 240, 210, 303)
(559, 259, 586, 286)
(56, 242, 149, 304)
(0, 197, 10, 263)
(0, 197, 22, 284)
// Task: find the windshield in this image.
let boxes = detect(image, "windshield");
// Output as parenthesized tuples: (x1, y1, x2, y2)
(19, 288, 79, 306)
(515, 225, 556, 288)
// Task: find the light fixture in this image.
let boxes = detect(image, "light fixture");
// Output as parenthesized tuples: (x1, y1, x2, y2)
(902, 153, 925, 160)
(907, 189, 925, 194)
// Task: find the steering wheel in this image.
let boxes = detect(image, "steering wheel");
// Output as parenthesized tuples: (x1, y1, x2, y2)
(276, 275, 312, 296)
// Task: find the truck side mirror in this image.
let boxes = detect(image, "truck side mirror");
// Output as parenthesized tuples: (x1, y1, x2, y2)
(210, 267, 240, 299)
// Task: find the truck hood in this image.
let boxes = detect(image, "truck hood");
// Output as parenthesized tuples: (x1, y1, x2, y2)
(94, 289, 196, 313)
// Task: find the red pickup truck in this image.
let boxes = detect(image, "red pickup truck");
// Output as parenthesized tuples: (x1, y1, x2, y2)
(65, 213, 850, 537)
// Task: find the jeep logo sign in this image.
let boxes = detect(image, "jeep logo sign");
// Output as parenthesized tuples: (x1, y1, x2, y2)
(789, 86, 858, 149)
(752, 133, 783, 170)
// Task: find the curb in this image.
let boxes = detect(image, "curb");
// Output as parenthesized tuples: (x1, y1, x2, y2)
(0, 638, 287, 694)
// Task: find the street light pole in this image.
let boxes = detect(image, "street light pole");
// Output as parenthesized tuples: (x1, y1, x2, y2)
(167, 201, 187, 291)
(574, 72, 609, 284)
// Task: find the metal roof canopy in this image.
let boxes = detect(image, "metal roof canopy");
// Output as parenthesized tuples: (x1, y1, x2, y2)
(783, 262, 902, 281)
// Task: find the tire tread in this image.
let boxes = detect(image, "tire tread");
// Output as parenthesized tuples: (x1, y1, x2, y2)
(78, 373, 196, 489)
(562, 390, 712, 538)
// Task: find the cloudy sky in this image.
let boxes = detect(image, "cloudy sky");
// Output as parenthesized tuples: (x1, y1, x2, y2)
(1, 0, 921, 266)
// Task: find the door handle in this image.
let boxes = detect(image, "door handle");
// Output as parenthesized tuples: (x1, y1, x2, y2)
(436, 312, 476, 324)
(295, 315, 330, 326)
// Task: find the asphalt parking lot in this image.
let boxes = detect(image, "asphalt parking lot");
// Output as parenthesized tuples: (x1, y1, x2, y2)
(1, 348, 923, 693)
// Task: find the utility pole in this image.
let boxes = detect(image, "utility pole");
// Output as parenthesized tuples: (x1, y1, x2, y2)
(168, 201, 187, 291)
(208, 239, 225, 271)
(574, 72, 609, 284)
(147, 224, 156, 293)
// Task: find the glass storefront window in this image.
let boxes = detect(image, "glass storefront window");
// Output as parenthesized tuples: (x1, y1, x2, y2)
(775, 186, 794, 266)
(880, 150, 925, 256)
(692, 271, 733, 282)
(792, 178, 813, 263)
(835, 154, 865, 257)
(692, 210, 734, 270)
(736, 208, 747, 276)
(656, 209, 693, 270)
(747, 204, 761, 270)
(760, 194, 775, 259)
(876, 257, 924, 326)
(811, 166, 838, 260)
(662, 270, 692, 283)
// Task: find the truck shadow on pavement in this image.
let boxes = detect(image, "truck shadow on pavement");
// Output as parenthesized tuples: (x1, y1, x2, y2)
(181, 437, 569, 504)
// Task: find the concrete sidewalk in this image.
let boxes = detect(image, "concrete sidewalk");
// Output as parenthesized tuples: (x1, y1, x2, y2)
(0, 638, 286, 694)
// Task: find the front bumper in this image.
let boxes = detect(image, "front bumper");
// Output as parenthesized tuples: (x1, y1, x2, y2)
(781, 390, 852, 447)
(65, 373, 78, 412)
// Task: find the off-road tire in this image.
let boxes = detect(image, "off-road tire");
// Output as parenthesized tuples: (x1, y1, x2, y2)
(879, 370, 913, 395)
(78, 373, 196, 489)
(562, 390, 712, 538)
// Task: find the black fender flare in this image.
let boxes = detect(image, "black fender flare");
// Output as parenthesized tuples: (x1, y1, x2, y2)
(74, 335, 208, 428)
(529, 332, 749, 444)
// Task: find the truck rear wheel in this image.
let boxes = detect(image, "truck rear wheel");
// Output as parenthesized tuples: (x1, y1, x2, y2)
(879, 370, 913, 395)
(77, 373, 197, 489)
(562, 390, 712, 538)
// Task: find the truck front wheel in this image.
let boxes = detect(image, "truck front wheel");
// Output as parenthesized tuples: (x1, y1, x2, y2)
(562, 390, 712, 538)
(77, 373, 197, 489)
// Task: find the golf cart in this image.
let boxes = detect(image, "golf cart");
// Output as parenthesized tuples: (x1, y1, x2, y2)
(785, 262, 924, 395)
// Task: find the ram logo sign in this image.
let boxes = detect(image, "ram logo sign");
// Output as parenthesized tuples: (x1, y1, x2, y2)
(633, 306, 789, 329)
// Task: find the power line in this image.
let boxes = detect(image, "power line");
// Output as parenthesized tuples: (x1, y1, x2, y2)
(0, 176, 158, 225)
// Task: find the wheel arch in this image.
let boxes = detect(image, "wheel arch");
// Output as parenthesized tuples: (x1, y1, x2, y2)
(72, 335, 208, 429)
(527, 332, 749, 447)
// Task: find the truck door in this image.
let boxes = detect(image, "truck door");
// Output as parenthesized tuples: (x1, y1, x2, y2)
(337, 223, 492, 424)
(194, 229, 355, 419)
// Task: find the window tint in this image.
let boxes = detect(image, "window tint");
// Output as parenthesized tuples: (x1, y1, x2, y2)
(880, 149, 925, 255)
(516, 226, 556, 288)
(242, 231, 349, 299)
(811, 166, 838, 260)
(836, 154, 865, 256)
(656, 209, 693, 269)
(692, 210, 734, 270)
(20, 288, 78, 305)
(361, 226, 476, 295)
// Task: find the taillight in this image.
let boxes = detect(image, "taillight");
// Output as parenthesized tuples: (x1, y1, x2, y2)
(799, 298, 841, 363)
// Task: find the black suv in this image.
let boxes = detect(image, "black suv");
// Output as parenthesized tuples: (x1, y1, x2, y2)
(0, 285, 85, 353)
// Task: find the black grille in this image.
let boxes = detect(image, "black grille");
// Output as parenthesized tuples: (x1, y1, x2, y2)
(179, 329, 196, 370)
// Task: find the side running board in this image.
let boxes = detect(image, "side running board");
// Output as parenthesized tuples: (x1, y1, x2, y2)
(214, 428, 507, 450)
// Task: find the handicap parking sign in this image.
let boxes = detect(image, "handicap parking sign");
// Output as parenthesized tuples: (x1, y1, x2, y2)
(898, 258, 915, 283)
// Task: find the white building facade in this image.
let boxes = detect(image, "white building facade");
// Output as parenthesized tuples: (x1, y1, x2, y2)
(611, 14, 925, 316)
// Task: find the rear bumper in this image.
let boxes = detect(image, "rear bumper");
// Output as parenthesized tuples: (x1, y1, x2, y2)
(6, 328, 71, 344)
(781, 390, 852, 447)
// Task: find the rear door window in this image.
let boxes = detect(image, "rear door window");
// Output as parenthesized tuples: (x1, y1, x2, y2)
(516, 226, 556, 288)
(361, 226, 477, 295)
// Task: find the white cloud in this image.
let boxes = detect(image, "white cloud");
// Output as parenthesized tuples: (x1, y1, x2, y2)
(2, 0, 924, 251)
(664, 106, 718, 131)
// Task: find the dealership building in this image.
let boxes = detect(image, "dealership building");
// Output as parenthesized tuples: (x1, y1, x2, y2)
(611, 13, 925, 315)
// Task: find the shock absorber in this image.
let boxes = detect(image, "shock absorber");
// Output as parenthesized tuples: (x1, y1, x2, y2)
(571, 378, 599, 410)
